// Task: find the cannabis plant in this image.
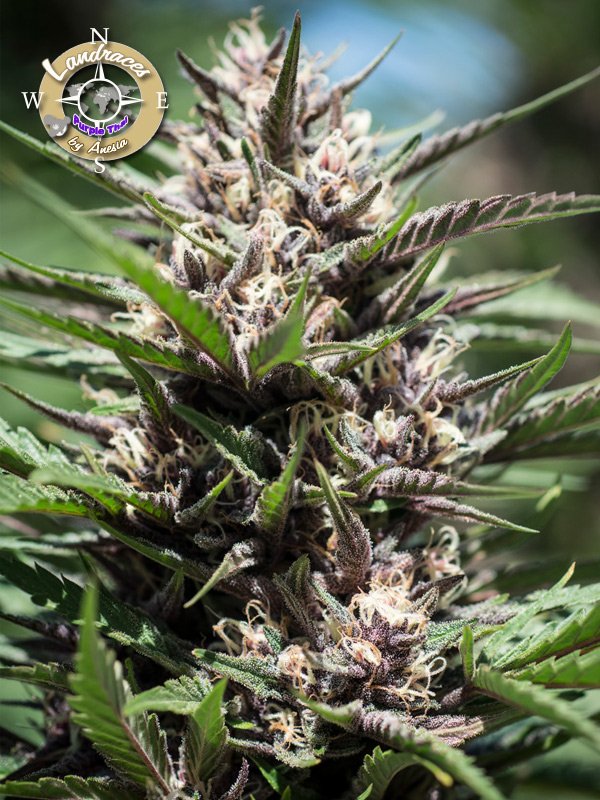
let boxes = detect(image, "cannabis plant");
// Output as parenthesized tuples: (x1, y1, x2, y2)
(1, 10, 599, 800)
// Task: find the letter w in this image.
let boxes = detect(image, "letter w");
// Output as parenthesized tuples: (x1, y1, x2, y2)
(22, 92, 44, 109)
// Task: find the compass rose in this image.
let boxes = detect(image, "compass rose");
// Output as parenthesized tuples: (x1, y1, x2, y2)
(61, 63, 143, 131)
(31, 30, 168, 161)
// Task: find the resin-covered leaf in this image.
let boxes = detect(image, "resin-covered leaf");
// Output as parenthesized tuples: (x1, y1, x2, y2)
(410, 496, 537, 533)
(391, 193, 600, 260)
(252, 427, 305, 538)
(193, 649, 286, 701)
(437, 356, 542, 403)
(0, 248, 145, 306)
(0, 471, 88, 517)
(116, 353, 171, 427)
(315, 459, 372, 591)
(143, 192, 236, 266)
(489, 383, 600, 459)
(247, 268, 309, 379)
(261, 12, 301, 166)
(183, 539, 260, 608)
(307, 702, 505, 800)
(332, 289, 456, 375)
(30, 466, 170, 523)
(124, 675, 209, 717)
(112, 245, 239, 379)
(0, 295, 212, 377)
(361, 244, 444, 326)
(176, 470, 234, 527)
(70, 586, 177, 791)
(173, 404, 270, 482)
(184, 679, 228, 786)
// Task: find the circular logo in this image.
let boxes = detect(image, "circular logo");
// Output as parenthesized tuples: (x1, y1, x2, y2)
(38, 38, 167, 161)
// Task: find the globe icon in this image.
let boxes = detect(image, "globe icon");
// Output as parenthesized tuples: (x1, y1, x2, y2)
(77, 78, 122, 123)
(62, 65, 144, 131)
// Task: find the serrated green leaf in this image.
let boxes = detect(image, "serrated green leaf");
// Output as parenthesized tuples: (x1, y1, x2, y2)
(30, 466, 169, 523)
(302, 699, 505, 800)
(391, 194, 600, 261)
(124, 675, 209, 717)
(481, 565, 588, 661)
(116, 353, 171, 426)
(0, 470, 88, 517)
(193, 649, 285, 701)
(0, 331, 125, 383)
(374, 721, 505, 800)
(0, 119, 147, 204)
(248, 271, 309, 379)
(0, 295, 210, 377)
(356, 745, 452, 800)
(0, 416, 73, 478)
(473, 666, 600, 751)
(109, 241, 239, 381)
(0, 248, 145, 306)
(0, 555, 191, 675)
(483, 324, 572, 430)
(0, 661, 70, 691)
(173, 404, 270, 483)
(252, 425, 305, 537)
(0, 776, 141, 799)
(70, 586, 176, 791)
(398, 67, 600, 180)
(489, 384, 600, 460)
(333, 289, 456, 375)
(184, 679, 228, 785)
(512, 648, 600, 688)
(495, 603, 600, 671)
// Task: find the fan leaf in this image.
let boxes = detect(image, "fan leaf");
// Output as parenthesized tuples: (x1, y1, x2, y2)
(397, 67, 600, 180)
(184, 679, 228, 786)
(391, 193, 600, 260)
(69, 586, 177, 791)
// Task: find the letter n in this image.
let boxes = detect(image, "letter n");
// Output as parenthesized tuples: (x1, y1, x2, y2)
(91, 27, 109, 43)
